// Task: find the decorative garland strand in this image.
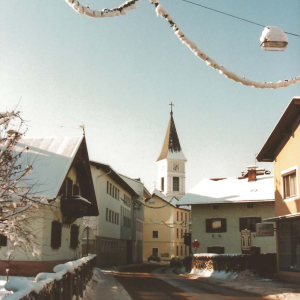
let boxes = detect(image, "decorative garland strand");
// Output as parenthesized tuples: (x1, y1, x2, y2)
(63, 0, 300, 89)
(64, 0, 141, 18)
(150, 0, 300, 89)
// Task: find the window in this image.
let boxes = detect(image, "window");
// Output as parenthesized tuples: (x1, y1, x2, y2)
(283, 171, 297, 199)
(239, 217, 261, 232)
(0, 234, 7, 247)
(181, 245, 183, 256)
(153, 231, 158, 238)
(109, 210, 112, 222)
(206, 218, 227, 233)
(51, 221, 62, 249)
(185, 213, 187, 223)
(176, 228, 179, 238)
(177, 211, 179, 221)
(117, 189, 120, 200)
(106, 208, 108, 221)
(161, 177, 164, 191)
(70, 225, 79, 249)
(213, 204, 219, 209)
(247, 203, 254, 209)
(207, 246, 225, 254)
(152, 248, 158, 256)
(176, 245, 179, 256)
(110, 183, 112, 195)
(181, 229, 183, 238)
(113, 186, 115, 198)
(181, 212, 183, 221)
(173, 177, 179, 191)
(107, 181, 109, 194)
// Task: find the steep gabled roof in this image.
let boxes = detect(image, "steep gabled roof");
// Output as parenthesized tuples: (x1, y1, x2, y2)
(177, 175, 274, 206)
(16, 136, 83, 199)
(257, 97, 300, 162)
(157, 112, 187, 162)
(90, 161, 139, 198)
(14, 136, 99, 215)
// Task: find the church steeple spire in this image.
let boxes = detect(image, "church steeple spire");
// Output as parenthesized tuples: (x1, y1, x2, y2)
(156, 104, 187, 198)
(157, 104, 186, 162)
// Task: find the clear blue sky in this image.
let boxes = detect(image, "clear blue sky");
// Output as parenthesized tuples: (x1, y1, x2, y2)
(0, 0, 299, 191)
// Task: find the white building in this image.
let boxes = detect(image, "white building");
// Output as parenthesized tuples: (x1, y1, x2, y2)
(177, 166, 276, 255)
(0, 136, 99, 276)
(88, 161, 140, 267)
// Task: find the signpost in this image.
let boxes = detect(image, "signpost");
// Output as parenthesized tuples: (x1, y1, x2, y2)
(192, 239, 200, 254)
(256, 223, 274, 237)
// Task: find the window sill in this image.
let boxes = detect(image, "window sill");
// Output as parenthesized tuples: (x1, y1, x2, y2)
(283, 195, 298, 202)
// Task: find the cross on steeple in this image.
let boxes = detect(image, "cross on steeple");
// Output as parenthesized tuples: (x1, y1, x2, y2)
(169, 102, 174, 114)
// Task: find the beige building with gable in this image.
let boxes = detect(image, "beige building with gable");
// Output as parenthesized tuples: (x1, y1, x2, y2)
(257, 97, 300, 282)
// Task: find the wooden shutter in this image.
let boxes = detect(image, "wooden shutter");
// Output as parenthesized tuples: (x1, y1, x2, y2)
(206, 219, 212, 233)
(239, 218, 246, 231)
(221, 218, 227, 232)
(66, 178, 73, 196)
(70, 225, 79, 249)
(51, 221, 62, 249)
(73, 184, 79, 196)
(0, 234, 7, 247)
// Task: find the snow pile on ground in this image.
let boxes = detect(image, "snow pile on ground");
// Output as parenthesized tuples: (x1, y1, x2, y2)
(188, 268, 300, 299)
(2, 255, 96, 300)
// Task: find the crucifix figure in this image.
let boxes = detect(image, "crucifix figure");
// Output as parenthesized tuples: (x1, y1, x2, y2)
(169, 102, 174, 113)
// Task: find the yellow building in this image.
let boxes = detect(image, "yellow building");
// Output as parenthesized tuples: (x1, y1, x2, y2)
(257, 96, 300, 283)
(143, 105, 191, 261)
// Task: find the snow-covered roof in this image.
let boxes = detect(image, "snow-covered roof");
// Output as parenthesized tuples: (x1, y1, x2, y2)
(15, 136, 83, 199)
(150, 188, 190, 210)
(177, 175, 274, 206)
(157, 111, 187, 162)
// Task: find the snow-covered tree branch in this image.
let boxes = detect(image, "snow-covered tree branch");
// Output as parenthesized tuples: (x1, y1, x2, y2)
(0, 111, 49, 255)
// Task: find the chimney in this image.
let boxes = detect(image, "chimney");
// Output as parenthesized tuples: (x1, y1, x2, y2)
(247, 165, 258, 182)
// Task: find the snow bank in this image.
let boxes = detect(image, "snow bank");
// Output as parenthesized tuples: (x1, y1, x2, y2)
(3, 255, 96, 300)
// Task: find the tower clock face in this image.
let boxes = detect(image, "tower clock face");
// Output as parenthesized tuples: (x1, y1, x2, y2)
(173, 163, 179, 171)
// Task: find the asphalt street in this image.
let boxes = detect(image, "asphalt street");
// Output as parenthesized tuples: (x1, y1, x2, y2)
(114, 264, 266, 300)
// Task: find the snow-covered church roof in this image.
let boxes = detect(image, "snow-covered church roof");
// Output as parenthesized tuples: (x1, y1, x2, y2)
(177, 175, 274, 206)
(157, 111, 187, 162)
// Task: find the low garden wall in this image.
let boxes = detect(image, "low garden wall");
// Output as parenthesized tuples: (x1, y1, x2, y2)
(4, 255, 97, 300)
(186, 253, 276, 278)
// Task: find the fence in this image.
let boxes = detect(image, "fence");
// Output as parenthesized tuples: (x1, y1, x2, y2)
(5, 255, 97, 300)
(191, 253, 277, 278)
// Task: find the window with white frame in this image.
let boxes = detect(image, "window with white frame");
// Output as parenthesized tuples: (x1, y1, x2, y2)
(283, 170, 297, 199)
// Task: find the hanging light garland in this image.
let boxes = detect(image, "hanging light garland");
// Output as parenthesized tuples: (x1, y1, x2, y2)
(150, 0, 300, 89)
(64, 0, 141, 18)
(63, 0, 300, 89)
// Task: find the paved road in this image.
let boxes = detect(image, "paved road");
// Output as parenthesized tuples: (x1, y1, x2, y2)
(114, 264, 266, 300)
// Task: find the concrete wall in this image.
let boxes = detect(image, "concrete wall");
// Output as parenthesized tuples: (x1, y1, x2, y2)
(191, 202, 276, 254)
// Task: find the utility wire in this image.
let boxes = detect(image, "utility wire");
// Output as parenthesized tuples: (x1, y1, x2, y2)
(179, 0, 300, 38)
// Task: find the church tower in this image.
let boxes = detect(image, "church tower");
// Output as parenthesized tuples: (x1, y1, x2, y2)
(156, 103, 187, 199)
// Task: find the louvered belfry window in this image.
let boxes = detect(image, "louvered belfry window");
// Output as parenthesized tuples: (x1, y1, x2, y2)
(173, 177, 179, 191)
(70, 225, 79, 249)
(51, 221, 62, 249)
